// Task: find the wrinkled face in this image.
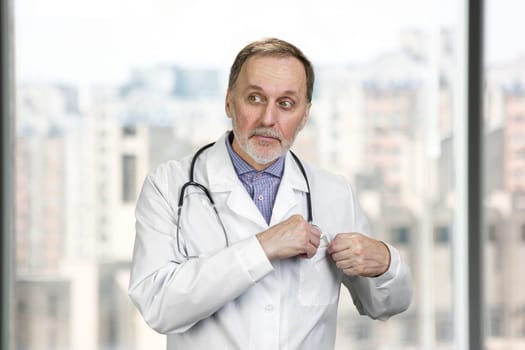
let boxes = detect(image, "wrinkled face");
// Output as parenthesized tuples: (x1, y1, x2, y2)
(225, 55, 311, 170)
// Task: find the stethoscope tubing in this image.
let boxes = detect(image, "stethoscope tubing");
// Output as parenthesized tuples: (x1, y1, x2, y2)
(176, 141, 312, 259)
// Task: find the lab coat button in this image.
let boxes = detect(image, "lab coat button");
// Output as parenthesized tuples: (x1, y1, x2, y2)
(264, 304, 274, 312)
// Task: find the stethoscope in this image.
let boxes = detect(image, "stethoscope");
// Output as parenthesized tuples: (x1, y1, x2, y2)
(176, 141, 313, 259)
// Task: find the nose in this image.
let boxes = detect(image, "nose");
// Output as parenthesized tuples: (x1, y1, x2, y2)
(260, 104, 277, 127)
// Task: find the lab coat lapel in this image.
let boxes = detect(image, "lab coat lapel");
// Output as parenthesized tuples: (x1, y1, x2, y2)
(206, 133, 267, 228)
(270, 152, 309, 225)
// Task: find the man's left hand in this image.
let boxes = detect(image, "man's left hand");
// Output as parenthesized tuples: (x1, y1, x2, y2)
(327, 233, 391, 277)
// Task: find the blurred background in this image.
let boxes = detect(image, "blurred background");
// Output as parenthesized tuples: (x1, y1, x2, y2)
(8, 0, 525, 349)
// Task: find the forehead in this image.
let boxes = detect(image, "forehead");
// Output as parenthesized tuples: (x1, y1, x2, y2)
(236, 55, 307, 95)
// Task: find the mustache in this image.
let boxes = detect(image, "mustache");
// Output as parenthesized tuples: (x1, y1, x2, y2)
(249, 128, 283, 141)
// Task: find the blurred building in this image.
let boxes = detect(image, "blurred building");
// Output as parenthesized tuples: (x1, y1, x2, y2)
(15, 84, 97, 350)
(484, 56, 525, 349)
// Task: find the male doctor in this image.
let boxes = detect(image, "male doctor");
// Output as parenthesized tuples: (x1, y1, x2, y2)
(129, 38, 412, 350)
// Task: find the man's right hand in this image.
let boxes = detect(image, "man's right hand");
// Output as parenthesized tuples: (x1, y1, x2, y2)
(256, 215, 321, 260)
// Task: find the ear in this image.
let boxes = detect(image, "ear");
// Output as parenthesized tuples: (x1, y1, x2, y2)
(298, 102, 311, 131)
(225, 89, 233, 118)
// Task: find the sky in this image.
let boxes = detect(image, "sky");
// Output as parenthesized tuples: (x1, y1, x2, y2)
(14, 0, 523, 86)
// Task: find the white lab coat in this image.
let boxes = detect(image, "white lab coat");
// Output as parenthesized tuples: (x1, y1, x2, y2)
(128, 132, 412, 350)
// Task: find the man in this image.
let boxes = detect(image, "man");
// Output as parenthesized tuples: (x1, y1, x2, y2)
(128, 38, 412, 350)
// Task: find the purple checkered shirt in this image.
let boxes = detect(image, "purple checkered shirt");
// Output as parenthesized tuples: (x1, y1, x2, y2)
(225, 133, 284, 225)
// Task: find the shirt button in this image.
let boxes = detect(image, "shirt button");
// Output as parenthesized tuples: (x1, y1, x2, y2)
(258, 195, 264, 201)
(264, 304, 274, 312)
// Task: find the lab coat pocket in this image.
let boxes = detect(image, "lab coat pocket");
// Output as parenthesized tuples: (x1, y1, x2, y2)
(298, 247, 339, 306)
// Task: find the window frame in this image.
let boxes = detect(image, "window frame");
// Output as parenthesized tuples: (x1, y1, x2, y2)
(1, 0, 14, 348)
(466, 0, 485, 349)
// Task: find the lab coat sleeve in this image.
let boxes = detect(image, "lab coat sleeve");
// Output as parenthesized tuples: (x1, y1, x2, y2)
(128, 164, 274, 334)
(341, 184, 412, 321)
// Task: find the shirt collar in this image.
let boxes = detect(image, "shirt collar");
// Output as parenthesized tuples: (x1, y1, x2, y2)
(225, 131, 284, 178)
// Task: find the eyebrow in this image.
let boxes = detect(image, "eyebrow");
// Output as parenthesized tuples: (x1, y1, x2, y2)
(245, 84, 299, 97)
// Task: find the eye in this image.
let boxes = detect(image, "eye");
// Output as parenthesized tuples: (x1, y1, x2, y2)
(278, 99, 294, 110)
(247, 94, 263, 104)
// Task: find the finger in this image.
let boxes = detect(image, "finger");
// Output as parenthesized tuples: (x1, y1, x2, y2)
(328, 239, 346, 254)
(308, 234, 321, 248)
(327, 234, 345, 253)
(310, 224, 322, 237)
(304, 243, 318, 259)
(343, 267, 358, 277)
(328, 233, 359, 253)
(330, 248, 352, 262)
(334, 258, 354, 271)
